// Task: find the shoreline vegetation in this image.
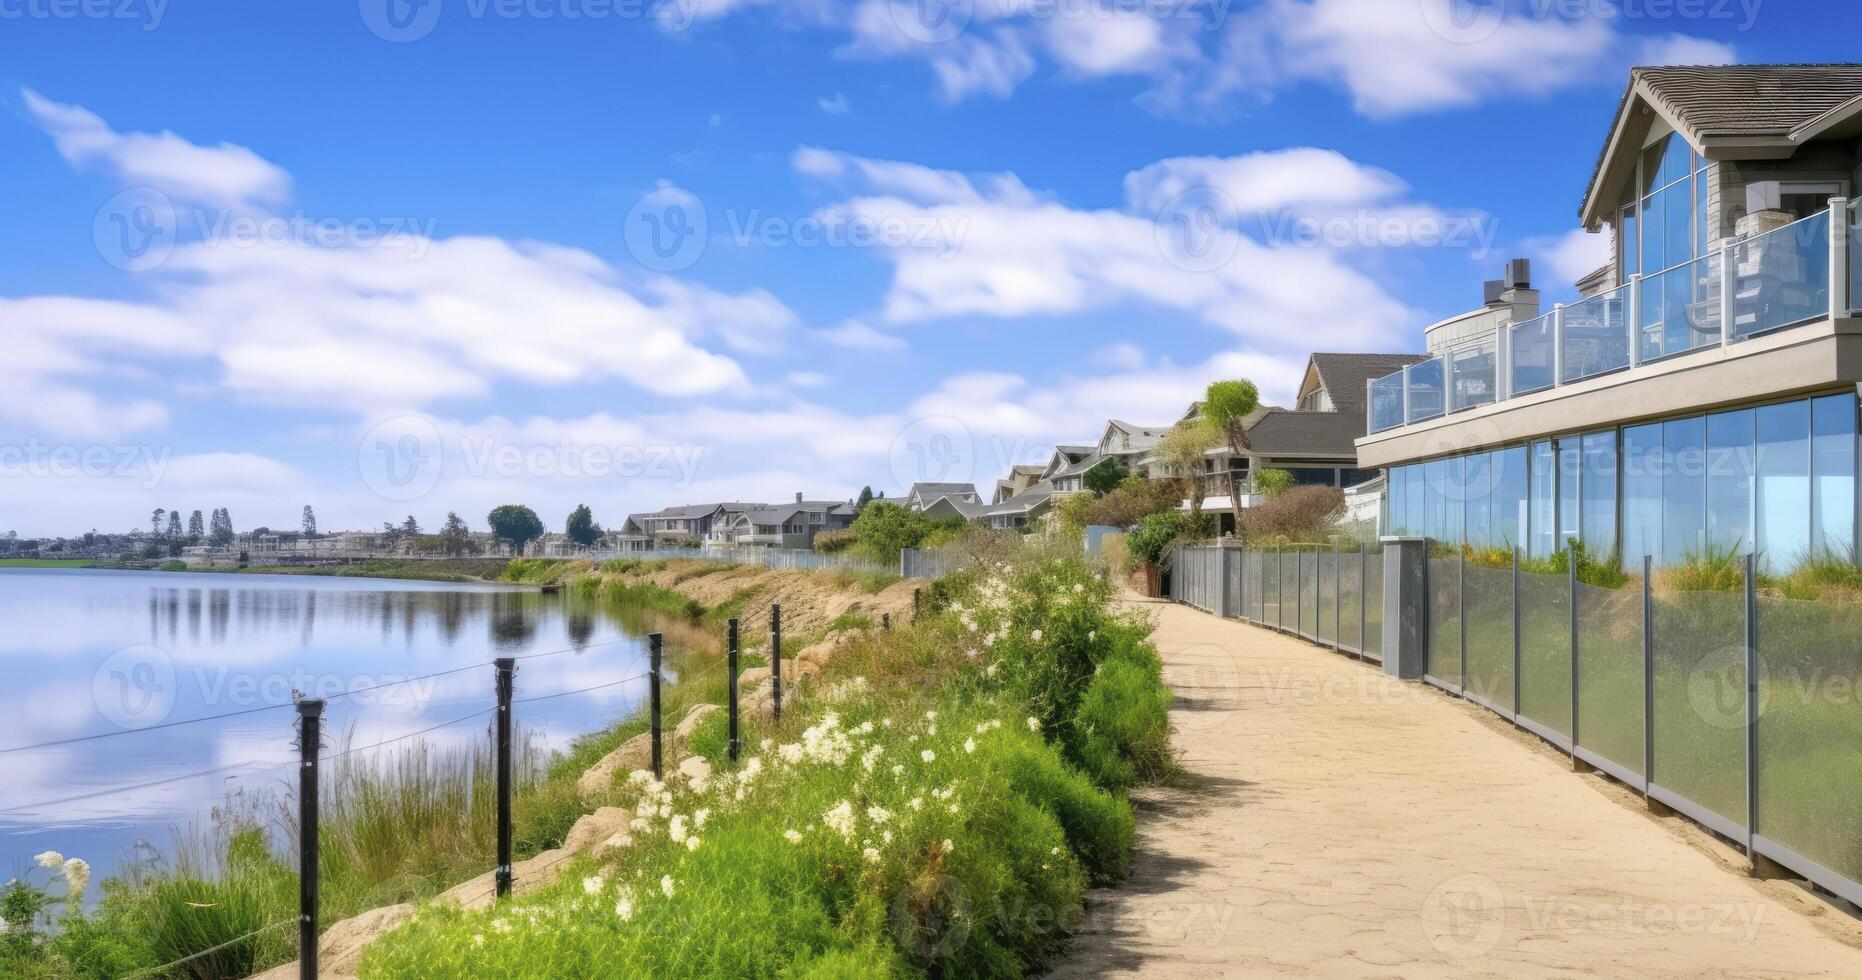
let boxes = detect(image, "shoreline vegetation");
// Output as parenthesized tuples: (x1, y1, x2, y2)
(3, 544, 1171, 979)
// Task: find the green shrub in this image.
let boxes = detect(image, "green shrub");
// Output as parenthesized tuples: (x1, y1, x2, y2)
(1070, 645, 1173, 791)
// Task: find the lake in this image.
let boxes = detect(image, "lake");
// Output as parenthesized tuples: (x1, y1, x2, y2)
(0, 567, 664, 883)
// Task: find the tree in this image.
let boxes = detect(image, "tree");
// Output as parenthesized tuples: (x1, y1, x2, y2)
(151, 508, 166, 538)
(1154, 419, 1221, 520)
(301, 505, 318, 538)
(1255, 468, 1294, 500)
(209, 508, 234, 547)
(565, 504, 602, 547)
(1204, 379, 1261, 516)
(855, 486, 874, 511)
(487, 505, 545, 555)
(1082, 455, 1129, 496)
(401, 515, 421, 538)
(166, 511, 182, 539)
(847, 500, 934, 563)
(187, 510, 205, 543)
(439, 512, 474, 556)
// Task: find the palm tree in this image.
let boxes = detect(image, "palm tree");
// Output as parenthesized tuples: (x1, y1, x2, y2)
(1203, 379, 1261, 520)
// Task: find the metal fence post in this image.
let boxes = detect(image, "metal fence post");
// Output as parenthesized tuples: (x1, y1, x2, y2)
(727, 619, 741, 762)
(1459, 549, 1468, 692)
(1744, 551, 1759, 859)
(1357, 542, 1367, 661)
(1333, 541, 1342, 653)
(900, 548, 909, 579)
(770, 604, 783, 723)
(882, 612, 891, 631)
(1642, 554, 1654, 798)
(295, 698, 324, 980)
(913, 588, 922, 624)
(494, 657, 515, 899)
(1295, 548, 1303, 637)
(1568, 552, 1579, 761)
(1512, 547, 1522, 725)
(648, 633, 663, 780)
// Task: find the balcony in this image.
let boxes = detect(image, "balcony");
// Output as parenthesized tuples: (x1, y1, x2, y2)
(1365, 203, 1855, 450)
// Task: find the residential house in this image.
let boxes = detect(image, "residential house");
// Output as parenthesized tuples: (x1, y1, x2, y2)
(904, 483, 981, 511)
(920, 494, 988, 523)
(1359, 63, 1862, 572)
(720, 495, 856, 549)
(993, 464, 1045, 504)
(614, 503, 731, 550)
(983, 483, 1056, 531)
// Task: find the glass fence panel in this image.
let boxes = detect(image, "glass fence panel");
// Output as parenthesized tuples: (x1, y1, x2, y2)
(1561, 286, 1629, 383)
(1245, 550, 1262, 623)
(1650, 568, 1747, 828)
(1339, 549, 1363, 652)
(1362, 546, 1384, 662)
(1427, 557, 1461, 685)
(1509, 313, 1557, 396)
(1370, 372, 1406, 433)
(1851, 200, 1861, 315)
(1755, 594, 1862, 887)
(1225, 547, 1242, 618)
(1449, 340, 1498, 412)
(1462, 560, 1515, 711)
(1298, 552, 1317, 639)
(1517, 567, 1572, 738)
(1316, 550, 1337, 645)
(1407, 358, 1445, 423)
(1733, 211, 1830, 340)
(1576, 576, 1645, 775)
(1262, 551, 1281, 628)
(1639, 252, 1722, 361)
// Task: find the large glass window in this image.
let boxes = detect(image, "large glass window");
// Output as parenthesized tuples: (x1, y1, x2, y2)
(1633, 133, 1704, 279)
(1406, 465, 1425, 539)
(1494, 446, 1529, 554)
(1530, 440, 1556, 558)
(1580, 431, 1618, 560)
(1622, 423, 1664, 567)
(1756, 400, 1811, 572)
(1464, 452, 1493, 549)
(1557, 440, 1581, 552)
(1443, 456, 1465, 547)
(1662, 416, 1707, 566)
(1705, 409, 1753, 556)
(1810, 394, 1856, 558)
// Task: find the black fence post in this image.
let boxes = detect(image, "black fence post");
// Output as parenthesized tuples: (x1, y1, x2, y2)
(913, 588, 922, 624)
(882, 612, 890, 632)
(494, 657, 515, 900)
(727, 618, 741, 762)
(770, 605, 783, 723)
(648, 633, 664, 780)
(295, 698, 323, 980)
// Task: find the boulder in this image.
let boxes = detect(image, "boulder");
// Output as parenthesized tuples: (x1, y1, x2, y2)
(436, 847, 577, 911)
(563, 806, 633, 854)
(673, 703, 722, 742)
(738, 659, 818, 688)
(677, 755, 712, 785)
(576, 731, 654, 799)
(247, 903, 415, 980)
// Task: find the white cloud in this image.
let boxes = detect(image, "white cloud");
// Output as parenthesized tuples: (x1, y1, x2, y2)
(1040, 6, 1178, 76)
(786, 370, 832, 388)
(1634, 33, 1737, 68)
(1531, 226, 1614, 289)
(1122, 147, 1408, 214)
(815, 319, 909, 351)
(818, 92, 851, 114)
(21, 87, 291, 208)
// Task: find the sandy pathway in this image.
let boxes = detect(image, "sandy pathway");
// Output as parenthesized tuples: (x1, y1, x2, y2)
(1048, 598, 1862, 978)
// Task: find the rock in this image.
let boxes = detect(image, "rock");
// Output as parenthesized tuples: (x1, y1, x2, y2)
(436, 848, 577, 911)
(563, 806, 633, 854)
(677, 755, 712, 785)
(591, 830, 635, 860)
(576, 732, 654, 799)
(738, 659, 818, 688)
(247, 903, 415, 980)
(673, 703, 722, 742)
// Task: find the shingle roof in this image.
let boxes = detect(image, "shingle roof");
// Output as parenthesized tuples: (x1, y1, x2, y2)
(1243, 408, 1371, 459)
(924, 494, 988, 520)
(984, 484, 1055, 516)
(1308, 353, 1428, 416)
(907, 482, 979, 499)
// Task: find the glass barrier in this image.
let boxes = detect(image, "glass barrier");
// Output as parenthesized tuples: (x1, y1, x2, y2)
(1449, 340, 1498, 413)
(1508, 312, 1556, 396)
(1517, 566, 1572, 739)
(1650, 562, 1747, 829)
(1638, 251, 1722, 362)
(1575, 575, 1645, 776)
(1262, 550, 1281, 628)
(1370, 371, 1406, 433)
(1851, 200, 1861, 316)
(1316, 549, 1337, 645)
(1406, 358, 1445, 423)
(1756, 593, 1862, 887)
(1225, 547, 1242, 618)
(1338, 548, 1363, 653)
(1299, 551, 1318, 640)
(1733, 210, 1830, 340)
(1362, 545, 1384, 662)
(1427, 556, 1461, 685)
(1461, 559, 1514, 711)
(1561, 285, 1629, 383)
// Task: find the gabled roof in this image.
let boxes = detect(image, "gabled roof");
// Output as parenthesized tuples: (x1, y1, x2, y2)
(1242, 409, 1372, 459)
(1307, 353, 1429, 417)
(983, 483, 1056, 516)
(906, 482, 978, 500)
(1581, 64, 1862, 226)
(922, 494, 988, 521)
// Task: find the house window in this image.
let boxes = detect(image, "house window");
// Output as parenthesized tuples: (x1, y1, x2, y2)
(1624, 132, 1710, 283)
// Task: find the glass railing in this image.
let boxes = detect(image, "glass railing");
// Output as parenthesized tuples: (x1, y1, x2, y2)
(1369, 372, 1405, 433)
(1448, 337, 1497, 412)
(1406, 358, 1444, 423)
(1638, 251, 1722, 362)
(1560, 283, 1629, 382)
(1733, 210, 1830, 340)
(1366, 205, 1846, 438)
(1851, 199, 1861, 315)
(1509, 311, 1556, 396)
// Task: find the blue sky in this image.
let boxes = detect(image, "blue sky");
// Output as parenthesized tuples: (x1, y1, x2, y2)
(0, 0, 1846, 537)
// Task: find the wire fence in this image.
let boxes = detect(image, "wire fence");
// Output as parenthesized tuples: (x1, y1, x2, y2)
(1167, 541, 1862, 912)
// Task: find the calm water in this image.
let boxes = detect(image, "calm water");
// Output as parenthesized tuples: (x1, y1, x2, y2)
(0, 568, 660, 881)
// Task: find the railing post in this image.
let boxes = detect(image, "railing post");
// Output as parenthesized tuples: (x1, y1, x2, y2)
(1628, 273, 1645, 367)
(1720, 240, 1738, 346)
(1365, 377, 1374, 433)
(295, 697, 324, 980)
(1744, 551, 1758, 860)
(1458, 548, 1467, 692)
(648, 633, 663, 780)
(1512, 547, 1521, 724)
(1402, 366, 1412, 425)
(1830, 197, 1850, 317)
(1357, 542, 1367, 662)
(912, 588, 922, 624)
(494, 657, 515, 899)
(1333, 540, 1342, 653)
(1568, 551, 1579, 761)
(727, 619, 741, 762)
(1551, 302, 1566, 386)
(1642, 554, 1654, 797)
(770, 604, 783, 723)
(900, 548, 910, 579)
(1494, 325, 1508, 402)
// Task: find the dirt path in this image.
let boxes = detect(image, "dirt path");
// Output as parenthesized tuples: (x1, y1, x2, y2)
(1049, 598, 1862, 978)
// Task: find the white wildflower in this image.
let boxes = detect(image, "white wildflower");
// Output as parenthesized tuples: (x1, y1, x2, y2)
(1026, 716, 1041, 732)
(985, 663, 999, 678)
(668, 814, 689, 845)
(784, 829, 804, 844)
(891, 764, 905, 776)
(941, 839, 954, 853)
(907, 796, 923, 811)
(694, 808, 711, 829)
(472, 934, 486, 947)
(823, 800, 857, 839)
(866, 805, 892, 825)
(582, 875, 605, 896)
(60, 858, 90, 900)
(863, 847, 882, 864)
(491, 918, 512, 934)
(963, 738, 976, 754)
(33, 851, 62, 870)
(685, 836, 701, 851)
(660, 875, 676, 898)
(1031, 629, 1043, 641)
(921, 750, 936, 763)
